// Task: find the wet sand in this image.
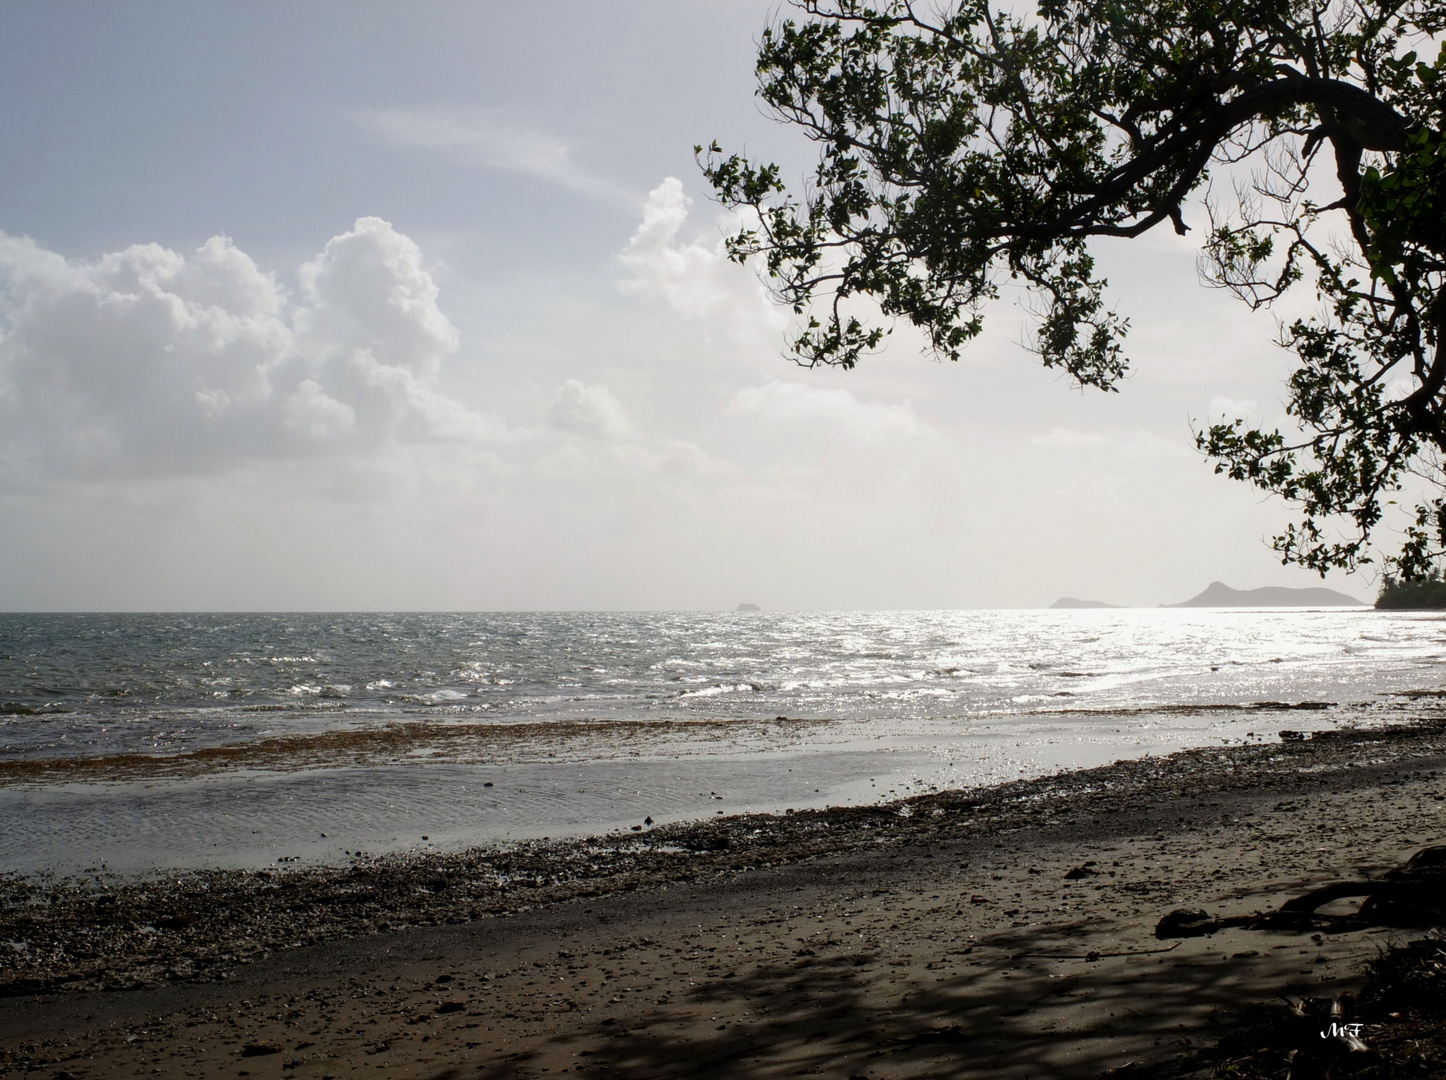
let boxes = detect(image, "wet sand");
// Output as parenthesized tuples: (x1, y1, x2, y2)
(3, 716, 1445, 1078)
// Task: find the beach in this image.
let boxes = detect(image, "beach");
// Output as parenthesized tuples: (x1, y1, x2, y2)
(4, 715, 1444, 1078)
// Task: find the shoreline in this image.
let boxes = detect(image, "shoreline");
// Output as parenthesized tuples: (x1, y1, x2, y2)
(4, 714, 1441, 997)
(4, 715, 1446, 1076)
(1, 697, 1412, 877)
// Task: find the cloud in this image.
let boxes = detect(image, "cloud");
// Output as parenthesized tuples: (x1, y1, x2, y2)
(298, 217, 459, 380)
(1207, 395, 1259, 418)
(548, 379, 636, 441)
(1029, 427, 1109, 449)
(728, 380, 932, 443)
(355, 107, 635, 208)
(617, 177, 788, 356)
(0, 218, 497, 480)
(721, 379, 967, 519)
(537, 379, 735, 483)
(1030, 426, 1192, 458)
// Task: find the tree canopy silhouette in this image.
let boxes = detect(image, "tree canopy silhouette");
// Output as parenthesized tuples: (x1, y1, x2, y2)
(702, 0, 1446, 575)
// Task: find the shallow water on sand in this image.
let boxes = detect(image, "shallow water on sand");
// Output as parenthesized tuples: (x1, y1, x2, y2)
(2, 608, 1443, 873)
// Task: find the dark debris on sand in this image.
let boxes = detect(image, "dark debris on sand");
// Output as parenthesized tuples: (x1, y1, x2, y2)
(3, 715, 1446, 998)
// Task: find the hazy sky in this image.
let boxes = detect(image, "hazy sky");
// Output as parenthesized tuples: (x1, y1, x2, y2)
(0, 1, 1377, 610)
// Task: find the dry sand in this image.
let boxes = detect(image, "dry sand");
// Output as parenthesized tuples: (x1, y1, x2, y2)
(3, 716, 1445, 1079)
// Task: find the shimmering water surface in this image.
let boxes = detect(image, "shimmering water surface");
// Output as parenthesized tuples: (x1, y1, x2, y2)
(2, 609, 1443, 873)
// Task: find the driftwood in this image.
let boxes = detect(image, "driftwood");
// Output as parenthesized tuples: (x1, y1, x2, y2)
(1155, 845, 1446, 939)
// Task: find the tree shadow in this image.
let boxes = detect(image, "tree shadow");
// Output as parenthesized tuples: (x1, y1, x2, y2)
(436, 918, 1327, 1079)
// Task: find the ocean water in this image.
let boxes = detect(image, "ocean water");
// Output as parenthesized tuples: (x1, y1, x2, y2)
(2, 608, 1443, 874)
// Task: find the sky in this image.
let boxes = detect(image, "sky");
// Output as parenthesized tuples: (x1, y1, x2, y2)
(0, 1, 1381, 610)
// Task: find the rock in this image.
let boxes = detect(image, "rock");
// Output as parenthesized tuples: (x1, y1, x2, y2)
(1155, 908, 1218, 938)
(241, 1042, 283, 1057)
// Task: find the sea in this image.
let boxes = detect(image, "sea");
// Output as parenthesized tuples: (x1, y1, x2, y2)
(2, 608, 1444, 876)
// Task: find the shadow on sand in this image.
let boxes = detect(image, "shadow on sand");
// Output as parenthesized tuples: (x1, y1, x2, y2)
(426, 918, 1323, 1079)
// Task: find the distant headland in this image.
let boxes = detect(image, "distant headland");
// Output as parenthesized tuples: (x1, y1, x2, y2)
(1050, 580, 1365, 609)
(1168, 581, 1363, 607)
(1376, 578, 1446, 609)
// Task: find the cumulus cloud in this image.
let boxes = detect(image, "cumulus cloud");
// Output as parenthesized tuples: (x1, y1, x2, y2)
(0, 217, 495, 480)
(355, 107, 634, 208)
(617, 177, 788, 356)
(548, 379, 636, 441)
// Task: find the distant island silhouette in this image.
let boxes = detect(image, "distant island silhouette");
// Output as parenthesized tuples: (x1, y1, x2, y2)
(1048, 581, 1364, 609)
(736, 603, 761, 612)
(1168, 581, 1363, 607)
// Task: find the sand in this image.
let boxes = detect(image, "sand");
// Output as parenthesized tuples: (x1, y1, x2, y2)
(3, 715, 1445, 1079)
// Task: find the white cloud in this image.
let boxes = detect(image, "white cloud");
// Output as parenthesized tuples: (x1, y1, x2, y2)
(355, 107, 635, 208)
(728, 380, 931, 443)
(283, 378, 357, 441)
(617, 177, 788, 357)
(1206, 395, 1259, 418)
(1030, 426, 1192, 458)
(548, 379, 636, 441)
(1030, 427, 1109, 449)
(0, 218, 497, 480)
(298, 217, 459, 380)
(536, 378, 733, 482)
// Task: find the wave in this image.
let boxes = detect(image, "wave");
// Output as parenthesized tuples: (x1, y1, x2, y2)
(0, 703, 70, 716)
